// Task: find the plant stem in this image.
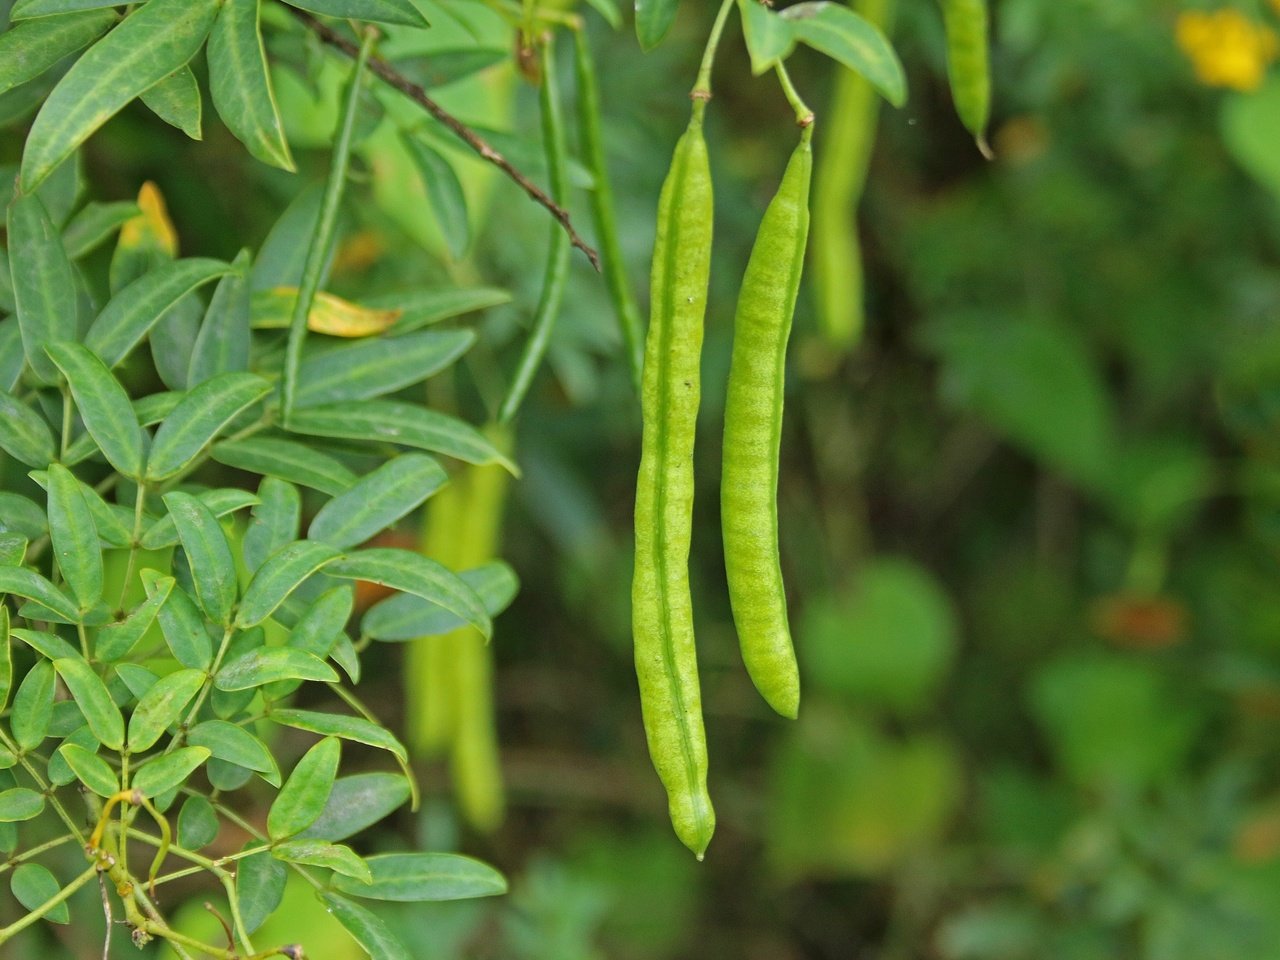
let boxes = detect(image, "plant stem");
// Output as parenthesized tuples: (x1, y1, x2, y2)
(0, 864, 97, 943)
(693, 0, 738, 99)
(775, 61, 815, 128)
(281, 26, 375, 426)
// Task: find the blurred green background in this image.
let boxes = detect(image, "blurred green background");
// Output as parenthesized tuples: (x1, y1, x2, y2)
(7, 0, 1280, 957)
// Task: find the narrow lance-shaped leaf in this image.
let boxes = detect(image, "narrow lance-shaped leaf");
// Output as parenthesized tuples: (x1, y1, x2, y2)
(292, 329, 475, 409)
(251, 287, 403, 337)
(187, 720, 280, 785)
(279, 0, 430, 27)
(403, 135, 469, 260)
(46, 341, 145, 479)
(58, 743, 118, 797)
(62, 200, 141, 260)
(0, 567, 79, 623)
(0, 10, 117, 97)
(215, 648, 338, 691)
(162, 492, 238, 625)
(236, 540, 340, 627)
(10, 661, 55, 752)
(299, 772, 409, 841)
(0, 608, 11, 714)
(85, 257, 234, 368)
(7, 193, 79, 383)
(268, 737, 341, 840)
(53, 657, 124, 751)
(142, 569, 214, 670)
(781, 1, 906, 107)
(331, 852, 506, 902)
(270, 708, 407, 762)
(132, 746, 210, 798)
(327, 548, 491, 639)
(320, 892, 412, 960)
(46, 463, 103, 610)
(11, 0, 127, 15)
(140, 488, 259, 550)
(267, 399, 522, 473)
(188, 249, 253, 383)
(139, 64, 203, 140)
(207, 0, 295, 171)
(0, 394, 56, 469)
(146, 372, 271, 480)
(309, 454, 446, 551)
(364, 562, 518, 642)
(126, 668, 205, 752)
(20, 0, 222, 190)
(211, 436, 356, 497)
(272, 839, 371, 883)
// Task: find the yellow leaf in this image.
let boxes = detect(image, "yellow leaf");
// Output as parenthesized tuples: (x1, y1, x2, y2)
(250, 287, 403, 337)
(118, 182, 178, 256)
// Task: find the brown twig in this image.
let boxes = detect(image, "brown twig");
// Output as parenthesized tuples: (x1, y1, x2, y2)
(289, 9, 602, 272)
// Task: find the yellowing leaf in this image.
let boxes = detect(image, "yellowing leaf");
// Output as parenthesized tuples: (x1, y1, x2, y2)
(119, 182, 178, 257)
(251, 287, 403, 337)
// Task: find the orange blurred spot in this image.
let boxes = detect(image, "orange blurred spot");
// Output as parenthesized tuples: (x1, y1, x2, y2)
(1090, 593, 1189, 650)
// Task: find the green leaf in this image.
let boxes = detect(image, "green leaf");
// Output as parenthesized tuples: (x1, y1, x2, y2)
(287, 586, 354, 657)
(126, 667, 205, 751)
(45, 341, 144, 479)
(10, 863, 69, 924)
(292, 330, 474, 409)
(738, 0, 796, 75)
(0, 787, 44, 822)
(268, 736, 340, 840)
(403, 136, 469, 259)
(113, 663, 158, 700)
(0, 9, 115, 96)
(0, 321, 25, 391)
(237, 844, 286, 933)
(0, 494, 47, 540)
(0, 536, 25, 568)
(273, 839, 371, 883)
(53, 657, 123, 750)
(142, 570, 213, 670)
(331, 852, 506, 901)
(177, 794, 220, 849)
(189, 250, 253, 383)
(62, 200, 140, 260)
(132, 746, 211, 798)
(66, 474, 132, 548)
(140, 488, 258, 550)
(11, 0, 124, 15)
(0, 566, 79, 622)
(249, 185, 332, 292)
(85, 257, 234, 368)
(635, 0, 678, 50)
(7, 193, 79, 383)
(20, 0, 222, 190)
(242, 478, 301, 573)
(781, 2, 905, 107)
(372, 287, 510, 335)
(288, 400, 518, 473)
(46, 463, 103, 610)
(140, 64, 203, 140)
(57, 742, 118, 796)
(298, 772, 409, 841)
(211, 436, 356, 496)
(0, 393, 56, 468)
(150, 293, 202, 391)
(320, 892, 412, 960)
(236, 540, 341, 627)
(215, 647, 338, 691)
(364, 561, 518, 642)
(146, 372, 271, 480)
(162, 491, 239, 625)
(96, 576, 172, 662)
(11, 661, 54, 751)
(187, 719, 281, 786)
(309, 454, 446, 551)
(11, 627, 78, 661)
(1223, 81, 1280, 202)
(270, 708, 407, 762)
(207, 0, 294, 171)
(280, 0, 429, 27)
(326, 548, 491, 639)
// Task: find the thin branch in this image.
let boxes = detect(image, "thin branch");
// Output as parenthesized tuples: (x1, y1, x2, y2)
(289, 8, 602, 272)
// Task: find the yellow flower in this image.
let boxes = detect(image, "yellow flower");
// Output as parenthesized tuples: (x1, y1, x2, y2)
(1176, 9, 1278, 91)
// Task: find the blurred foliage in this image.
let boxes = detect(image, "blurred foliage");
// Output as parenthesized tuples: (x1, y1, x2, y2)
(5, 0, 1280, 956)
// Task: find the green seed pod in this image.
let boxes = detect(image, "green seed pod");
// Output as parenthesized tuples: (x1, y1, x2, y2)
(941, 0, 993, 157)
(632, 103, 716, 859)
(721, 130, 812, 720)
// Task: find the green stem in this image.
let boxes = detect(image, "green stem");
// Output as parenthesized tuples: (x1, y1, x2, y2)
(0, 832, 76, 876)
(496, 35, 572, 425)
(775, 61, 815, 128)
(59, 388, 72, 461)
(572, 27, 644, 395)
(281, 28, 376, 426)
(115, 480, 149, 614)
(0, 864, 97, 944)
(693, 0, 737, 99)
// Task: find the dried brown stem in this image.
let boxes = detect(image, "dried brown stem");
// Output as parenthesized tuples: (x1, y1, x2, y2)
(289, 8, 602, 271)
